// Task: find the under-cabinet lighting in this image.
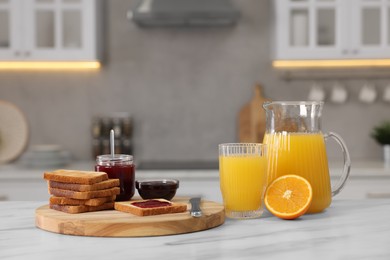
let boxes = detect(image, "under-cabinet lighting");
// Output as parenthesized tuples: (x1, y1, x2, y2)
(273, 59, 390, 69)
(0, 61, 101, 70)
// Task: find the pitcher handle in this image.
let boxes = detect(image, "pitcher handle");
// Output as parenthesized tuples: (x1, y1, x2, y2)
(324, 132, 351, 196)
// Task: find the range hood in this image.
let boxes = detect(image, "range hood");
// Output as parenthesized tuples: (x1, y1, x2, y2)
(128, 0, 240, 27)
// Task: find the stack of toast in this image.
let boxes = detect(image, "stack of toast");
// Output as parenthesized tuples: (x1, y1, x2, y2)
(44, 169, 120, 214)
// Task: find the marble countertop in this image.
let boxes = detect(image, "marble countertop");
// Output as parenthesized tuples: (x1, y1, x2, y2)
(1, 200, 390, 259)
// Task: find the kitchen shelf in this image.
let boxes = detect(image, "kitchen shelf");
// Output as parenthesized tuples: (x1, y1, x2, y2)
(275, 67, 390, 80)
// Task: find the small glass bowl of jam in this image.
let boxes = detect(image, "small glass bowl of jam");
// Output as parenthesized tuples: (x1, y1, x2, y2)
(135, 179, 179, 201)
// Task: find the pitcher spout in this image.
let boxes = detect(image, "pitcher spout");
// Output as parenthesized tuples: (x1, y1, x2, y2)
(262, 101, 273, 111)
(263, 101, 324, 108)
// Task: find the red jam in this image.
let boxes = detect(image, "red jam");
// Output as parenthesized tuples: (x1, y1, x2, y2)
(131, 200, 171, 208)
(95, 154, 135, 201)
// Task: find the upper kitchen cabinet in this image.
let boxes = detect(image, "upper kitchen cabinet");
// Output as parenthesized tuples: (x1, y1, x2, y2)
(0, 0, 101, 62)
(273, 0, 390, 63)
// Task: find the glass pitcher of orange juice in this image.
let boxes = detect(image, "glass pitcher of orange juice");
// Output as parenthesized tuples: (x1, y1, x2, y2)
(263, 101, 351, 213)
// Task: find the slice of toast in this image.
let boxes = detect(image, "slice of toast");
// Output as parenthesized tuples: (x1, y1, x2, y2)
(49, 195, 116, 206)
(48, 179, 120, 191)
(49, 187, 120, 199)
(114, 199, 187, 216)
(44, 169, 108, 185)
(50, 202, 114, 214)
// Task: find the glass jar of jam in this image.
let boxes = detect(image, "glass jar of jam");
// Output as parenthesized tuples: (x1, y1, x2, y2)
(95, 154, 135, 201)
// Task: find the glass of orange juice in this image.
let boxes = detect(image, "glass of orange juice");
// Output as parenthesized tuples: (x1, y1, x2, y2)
(218, 143, 267, 219)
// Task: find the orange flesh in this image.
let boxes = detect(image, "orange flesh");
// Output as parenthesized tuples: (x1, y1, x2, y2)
(265, 175, 312, 220)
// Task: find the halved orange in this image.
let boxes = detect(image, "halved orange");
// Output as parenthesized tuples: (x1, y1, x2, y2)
(265, 175, 313, 220)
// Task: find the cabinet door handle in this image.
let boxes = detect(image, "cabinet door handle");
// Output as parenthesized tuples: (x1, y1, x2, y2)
(342, 49, 349, 55)
(24, 51, 31, 57)
(14, 51, 21, 56)
(352, 49, 359, 54)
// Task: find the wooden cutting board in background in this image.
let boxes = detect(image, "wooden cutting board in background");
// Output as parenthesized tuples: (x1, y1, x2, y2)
(238, 83, 270, 143)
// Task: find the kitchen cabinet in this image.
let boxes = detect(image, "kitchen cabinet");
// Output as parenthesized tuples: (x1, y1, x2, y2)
(273, 0, 390, 60)
(0, 0, 101, 61)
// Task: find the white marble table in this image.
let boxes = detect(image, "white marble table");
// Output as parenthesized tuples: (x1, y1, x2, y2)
(1, 200, 390, 259)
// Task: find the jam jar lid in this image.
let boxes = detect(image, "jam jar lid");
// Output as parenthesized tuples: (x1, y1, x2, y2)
(96, 154, 133, 166)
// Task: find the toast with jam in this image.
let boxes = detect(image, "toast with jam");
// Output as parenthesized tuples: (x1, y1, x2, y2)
(114, 199, 187, 216)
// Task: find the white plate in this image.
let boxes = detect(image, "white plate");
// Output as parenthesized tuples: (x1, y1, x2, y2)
(0, 100, 29, 164)
(18, 149, 71, 168)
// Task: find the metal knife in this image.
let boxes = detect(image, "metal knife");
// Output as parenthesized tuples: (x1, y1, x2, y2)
(189, 197, 202, 218)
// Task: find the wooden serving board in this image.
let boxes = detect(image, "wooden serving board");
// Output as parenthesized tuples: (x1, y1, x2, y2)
(35, 198, 225, 237)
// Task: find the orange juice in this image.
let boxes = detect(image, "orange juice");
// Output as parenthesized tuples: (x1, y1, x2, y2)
(219, 155, 267, 212)
(263, 132, 331, 213)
